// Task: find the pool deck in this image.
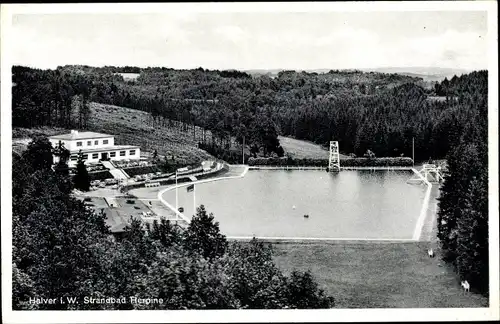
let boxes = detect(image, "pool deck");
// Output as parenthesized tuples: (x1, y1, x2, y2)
(411, 168, 433, 241)
(157, 164, 249, 224)
(249, 166, 415, 171)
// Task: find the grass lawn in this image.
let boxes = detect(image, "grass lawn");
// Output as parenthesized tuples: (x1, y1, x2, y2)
(271, 242, 488, 308)
(279, 136, 349, 159)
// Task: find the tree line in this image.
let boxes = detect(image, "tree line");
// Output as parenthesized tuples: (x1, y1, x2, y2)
(13, 65, 486, 162)
(436, 71, 489, 294)
(12, 137, 334, 310)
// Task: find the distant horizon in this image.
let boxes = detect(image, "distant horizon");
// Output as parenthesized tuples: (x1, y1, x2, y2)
(12, 63, 479, 74)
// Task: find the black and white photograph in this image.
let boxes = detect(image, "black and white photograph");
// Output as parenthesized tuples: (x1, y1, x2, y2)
(1, 2, 498, 323)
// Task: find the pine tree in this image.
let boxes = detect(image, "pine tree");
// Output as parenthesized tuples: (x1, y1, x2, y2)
(183, 205, 228, 260)
(456, 173, 488, 293)
(23, 136, 54, 171)
(53, 140, 70, 177)
(287, 270, 334, 309)
(73, 150, 90, 191)
(149, 218, 182, 247)
(436, 73, 488, 295)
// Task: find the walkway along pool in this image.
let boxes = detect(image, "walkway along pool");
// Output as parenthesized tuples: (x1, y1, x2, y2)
(160, 169, 431, 240)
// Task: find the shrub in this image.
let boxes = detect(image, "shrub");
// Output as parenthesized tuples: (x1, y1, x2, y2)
(88, 171, 114, 181)
(247, 156, 413, 167)
(123, 166, 162, 177)
(341, 157, 413, 167)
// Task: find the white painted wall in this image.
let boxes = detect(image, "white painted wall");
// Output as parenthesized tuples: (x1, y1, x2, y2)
(71, 136, 115, 151)
(49, 136, 115, 152)
(67, 148, 141, 167)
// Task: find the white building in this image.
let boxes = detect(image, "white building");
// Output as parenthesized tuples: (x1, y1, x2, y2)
(49, 130, 141, 167)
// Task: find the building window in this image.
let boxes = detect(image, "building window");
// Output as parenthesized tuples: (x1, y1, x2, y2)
(129, 150, 136, 155)
(76, 141, 82, 147)
(110, 152, 116, 157)
(87, 141, 91, 146)
(103, 139, 109, 144)
(94, 140, 99, 145)
(70, 155, 78, 161)
(92, 153, 99, 159)
(82, 154, 88, 160)
(120, 151, 126, 156)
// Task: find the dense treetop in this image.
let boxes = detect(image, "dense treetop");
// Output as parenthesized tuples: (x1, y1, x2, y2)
(436, 70, 488, 294)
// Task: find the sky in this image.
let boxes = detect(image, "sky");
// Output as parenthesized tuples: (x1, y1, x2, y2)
(10, 10, 488, 71)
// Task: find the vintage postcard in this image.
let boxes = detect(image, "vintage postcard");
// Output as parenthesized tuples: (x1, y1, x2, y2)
(1, 1, 498, 323)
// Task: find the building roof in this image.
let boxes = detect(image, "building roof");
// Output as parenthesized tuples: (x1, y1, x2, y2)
(49, 130, 113, 141)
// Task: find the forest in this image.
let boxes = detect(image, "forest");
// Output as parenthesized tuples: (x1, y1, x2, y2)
(12, 65, 476, 162)
(12, 66, 490, 296)
(435, 71, 489, 294)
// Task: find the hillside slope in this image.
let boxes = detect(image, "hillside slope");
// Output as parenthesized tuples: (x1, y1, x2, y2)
(13, 102, 216, 165)
(14, 102, 353, 163)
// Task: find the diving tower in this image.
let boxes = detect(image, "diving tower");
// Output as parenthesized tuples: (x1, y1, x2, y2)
(328, 141, 340, 172)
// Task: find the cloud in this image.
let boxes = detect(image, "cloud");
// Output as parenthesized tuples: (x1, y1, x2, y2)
(398, 30, 487, 69)
(313, 27, 379, 48)
(9, 12, 488, 70)
(213, 25, 247, 42)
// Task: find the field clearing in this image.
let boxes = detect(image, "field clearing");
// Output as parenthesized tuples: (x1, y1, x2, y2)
(272, 242, 488, 308)
(279, 136, 349, 159)
(117, 72, 140, 80)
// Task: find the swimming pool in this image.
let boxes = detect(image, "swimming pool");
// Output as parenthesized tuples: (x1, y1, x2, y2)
(162, 170, 427, 239)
